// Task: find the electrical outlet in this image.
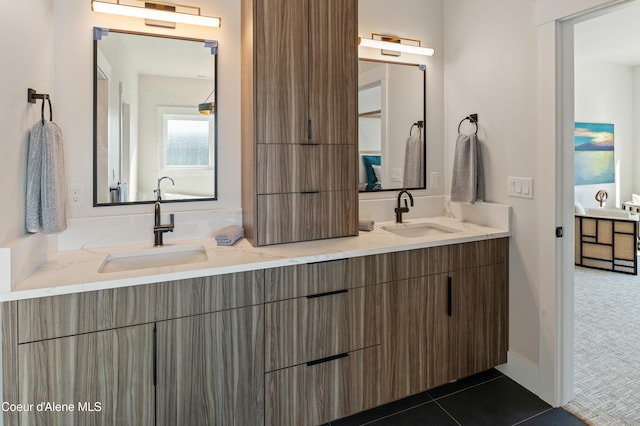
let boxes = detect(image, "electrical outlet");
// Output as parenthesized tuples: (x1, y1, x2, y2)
(69, 184, 83, 206)
(390, 168, 402, 182)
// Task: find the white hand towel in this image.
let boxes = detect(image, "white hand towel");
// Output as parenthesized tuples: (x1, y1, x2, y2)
(403, 135, 424, 188)
(215, 226, 245, 246)
(359, 218, 375, 232)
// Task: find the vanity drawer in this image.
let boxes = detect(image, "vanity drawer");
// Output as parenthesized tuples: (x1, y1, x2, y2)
(265, 285, 379, 371)
(17, 271, 263, 343)
(375, 245, 449, 283)
(256, 144, 357, 194)
(448, 238, 508, 271)
(265, 256, 377, 301)
(154, 270, 264, 319)
(256, 190, 358, 246)
(17, 285, 156, 344)
(265, 345, 381, 426)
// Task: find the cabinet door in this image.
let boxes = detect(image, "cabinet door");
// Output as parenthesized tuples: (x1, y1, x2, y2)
(18, 324, 154, 426)
(309, 0, 357, 144)
(255, 0, 308, 144)
(256, 190, 357, 245)
(256, 145, 357, 194)
(155, 306, 264, 426)
(380, 275, 452, 403)
(451, 264, 508, 379)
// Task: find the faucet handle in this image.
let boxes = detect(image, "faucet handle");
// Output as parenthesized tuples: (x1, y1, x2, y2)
(169, 214, 174, 226)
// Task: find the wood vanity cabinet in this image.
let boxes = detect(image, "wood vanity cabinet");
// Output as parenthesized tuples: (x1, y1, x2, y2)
(241, 0, 359, 246)
(2, 239, 508, 426)
(379, 239, 509, 404)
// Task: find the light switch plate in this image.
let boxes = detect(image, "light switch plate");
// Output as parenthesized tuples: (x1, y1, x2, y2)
(430, 172, 439, 189)
(507, 177, 533, 199)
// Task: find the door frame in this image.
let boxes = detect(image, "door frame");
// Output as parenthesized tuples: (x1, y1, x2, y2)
(536, 0, 635, 406)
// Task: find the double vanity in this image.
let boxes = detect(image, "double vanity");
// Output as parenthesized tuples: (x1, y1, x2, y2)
(1, 210, 510, 426)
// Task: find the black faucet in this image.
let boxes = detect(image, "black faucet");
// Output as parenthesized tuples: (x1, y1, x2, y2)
(154, 198, 175, 246)
(153, 177, 175, 246)
(395, 190, 414, 223)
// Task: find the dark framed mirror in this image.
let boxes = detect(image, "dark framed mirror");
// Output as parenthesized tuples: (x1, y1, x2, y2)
(358, 59, 426, 192)
(93, 28, 217, 206)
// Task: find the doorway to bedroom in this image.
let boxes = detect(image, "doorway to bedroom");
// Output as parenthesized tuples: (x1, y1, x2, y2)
(565, 3, 640, 423)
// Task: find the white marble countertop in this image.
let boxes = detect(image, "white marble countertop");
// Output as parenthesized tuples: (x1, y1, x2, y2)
(1, 216, 510, 301)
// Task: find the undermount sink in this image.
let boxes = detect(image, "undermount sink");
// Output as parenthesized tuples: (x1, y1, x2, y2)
(381, 222, 461, 238)
(98, 244, 208, 273)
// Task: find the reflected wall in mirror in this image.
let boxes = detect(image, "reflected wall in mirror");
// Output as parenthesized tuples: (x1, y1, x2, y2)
(358, 59, 425, 192)
(93, 28, 217, 205)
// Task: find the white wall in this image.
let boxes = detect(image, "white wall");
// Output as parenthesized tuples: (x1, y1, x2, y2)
(0, 0, 54, 246)
(574, 58, 634, 209)
(0, 0, 54, 416)
(444, 0, 541, 371)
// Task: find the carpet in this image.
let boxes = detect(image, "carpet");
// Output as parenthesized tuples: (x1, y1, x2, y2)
(564, 266, 640, 425)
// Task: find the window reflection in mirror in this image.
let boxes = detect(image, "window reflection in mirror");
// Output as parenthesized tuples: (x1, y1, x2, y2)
(93, 28, 217, 205)
(358, 59, 425, 192)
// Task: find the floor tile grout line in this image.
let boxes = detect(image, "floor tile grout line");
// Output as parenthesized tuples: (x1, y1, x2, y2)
(431, 375, 505, 402)
(433, 399, 463, 426)
(510, 407, 555, 425)
(357, 401, 435, 426)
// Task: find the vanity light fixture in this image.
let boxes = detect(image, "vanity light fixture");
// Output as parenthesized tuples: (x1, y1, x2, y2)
(358, 34, 434, 57)
(91, 0, 221, 28)
(198, 88, 215, 115)
(198, 101, 215, 114)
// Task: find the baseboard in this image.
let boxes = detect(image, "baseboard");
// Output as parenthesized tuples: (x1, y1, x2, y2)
(496, 351, 541, 398)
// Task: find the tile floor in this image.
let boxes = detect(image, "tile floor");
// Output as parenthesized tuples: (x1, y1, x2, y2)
(327, 369, 587, 426)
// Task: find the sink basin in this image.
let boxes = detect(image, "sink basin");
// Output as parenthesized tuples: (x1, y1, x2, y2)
(381, 222, 460, 238)
(98, 245, 208, 273)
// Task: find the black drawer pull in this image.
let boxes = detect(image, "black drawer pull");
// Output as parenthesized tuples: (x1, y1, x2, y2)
(306, 289, 349, 299)
(306, 352, 349, 367)
(308, 258, 343, 265)
(300, 191, 320, 194)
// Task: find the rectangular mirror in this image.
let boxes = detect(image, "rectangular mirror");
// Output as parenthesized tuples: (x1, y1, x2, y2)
(93, 28, 217, 205)
(358, 59, 425, 192)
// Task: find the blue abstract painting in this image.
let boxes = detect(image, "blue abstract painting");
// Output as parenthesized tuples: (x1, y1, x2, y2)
(574, 122, 614, 186)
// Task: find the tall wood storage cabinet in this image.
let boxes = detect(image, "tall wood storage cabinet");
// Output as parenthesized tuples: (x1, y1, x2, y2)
(241, 0, 359, 246)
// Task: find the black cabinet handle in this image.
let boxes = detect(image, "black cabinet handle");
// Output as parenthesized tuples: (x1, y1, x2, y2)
(153, 325, 157, 387)
(447, 277, 452, 317)
(306, 352, 349, 367)
(306, 289, 349, 299)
